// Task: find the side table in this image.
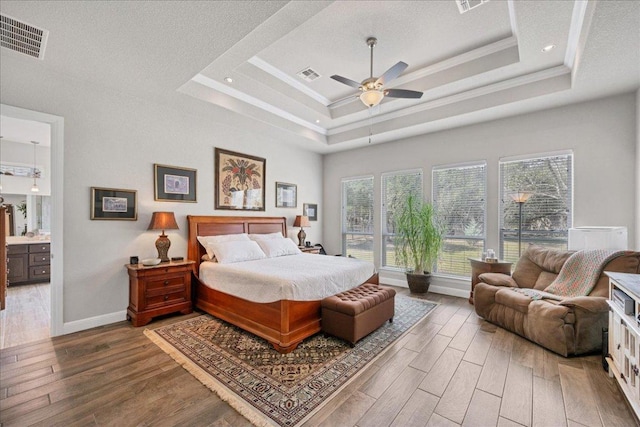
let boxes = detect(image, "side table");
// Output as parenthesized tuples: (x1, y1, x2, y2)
(126, 260, 195, 326)
(468, 258, 513, 304)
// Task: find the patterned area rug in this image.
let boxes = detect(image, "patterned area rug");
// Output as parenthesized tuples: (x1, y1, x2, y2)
(145, 295, 437, 427)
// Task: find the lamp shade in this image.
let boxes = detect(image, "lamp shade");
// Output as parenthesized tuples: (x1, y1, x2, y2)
(293, 215, 310, 228)
(510, 192, 532, 203)
(147, 211, 179, 231)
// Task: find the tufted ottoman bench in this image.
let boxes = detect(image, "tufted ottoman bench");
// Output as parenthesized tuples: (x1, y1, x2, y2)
(321, 284, 396, 345)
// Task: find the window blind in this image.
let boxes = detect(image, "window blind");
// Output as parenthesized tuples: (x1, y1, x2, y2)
(342, 176, 374, 262)
(381, 169, 423, 268)
(432, 162, 486, 277)
(499, 153, 573, 263)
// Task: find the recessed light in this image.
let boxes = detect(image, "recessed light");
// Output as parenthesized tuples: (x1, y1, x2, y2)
(315, 119, 320, 123)
(224, 77, 233, 83)
(541, 44, 556, 53)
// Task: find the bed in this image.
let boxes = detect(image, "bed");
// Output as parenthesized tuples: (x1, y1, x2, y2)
(187, 215, 378, 353)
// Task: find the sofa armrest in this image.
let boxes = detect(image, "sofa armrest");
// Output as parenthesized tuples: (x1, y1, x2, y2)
(478, 272, 518, 288)
(559, 296, 608, 313)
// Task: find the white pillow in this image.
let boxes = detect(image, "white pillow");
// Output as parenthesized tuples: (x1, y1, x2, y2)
(249, 232, 284, 241)
(197, 234, 249, 259)
(208, 240, 267, 264)
(255, 238, 301, 258)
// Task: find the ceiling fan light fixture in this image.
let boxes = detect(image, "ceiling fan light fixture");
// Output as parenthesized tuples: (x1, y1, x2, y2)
(360, 90, 384, 107)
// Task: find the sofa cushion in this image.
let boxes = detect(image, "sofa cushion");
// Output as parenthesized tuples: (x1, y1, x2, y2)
(512, 245, 573, 289)
(495, 289, 531, 314)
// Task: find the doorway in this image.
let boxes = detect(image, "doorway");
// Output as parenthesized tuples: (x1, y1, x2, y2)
(0, 104, 64, 346)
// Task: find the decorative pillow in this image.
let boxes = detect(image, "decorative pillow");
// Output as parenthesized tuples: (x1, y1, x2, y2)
(255, 238, 301, 258)
(197, 234, 250, 259)
(208, 240, 266, 264)
(201, 254, 216, 262)
(249, 232, 284, 241)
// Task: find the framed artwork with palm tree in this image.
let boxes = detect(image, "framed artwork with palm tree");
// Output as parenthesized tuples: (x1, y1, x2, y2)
(214, 148, 266, 211)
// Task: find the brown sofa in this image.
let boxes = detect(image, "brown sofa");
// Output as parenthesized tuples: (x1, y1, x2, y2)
(474, 245, 640, 356)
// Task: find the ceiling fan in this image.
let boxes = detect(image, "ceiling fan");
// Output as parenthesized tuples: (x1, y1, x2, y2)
(330, 37, 423, 108)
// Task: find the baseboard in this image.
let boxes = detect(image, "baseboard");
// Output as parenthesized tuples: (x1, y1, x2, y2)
(62, 310, 127, 335)
(380, 271, 470, 299)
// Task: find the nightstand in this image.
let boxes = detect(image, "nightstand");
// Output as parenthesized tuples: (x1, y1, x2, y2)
(468, 258, 512, 305)
(299, 246, 321, 254)
(126, 260, 195, 326)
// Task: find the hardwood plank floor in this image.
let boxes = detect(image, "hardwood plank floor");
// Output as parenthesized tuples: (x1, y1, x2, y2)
(0, 283, 50, 349)
(1, 289, 638, 427)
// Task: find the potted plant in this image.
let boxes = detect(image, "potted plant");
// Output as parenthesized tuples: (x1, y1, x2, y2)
(394, 194, 444, 293)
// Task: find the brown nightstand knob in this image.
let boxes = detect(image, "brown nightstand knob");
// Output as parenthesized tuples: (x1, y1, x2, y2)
(164, 280, 169, 286)
(164, 295, 169, 301)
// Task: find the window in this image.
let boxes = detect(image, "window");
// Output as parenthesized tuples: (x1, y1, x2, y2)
(432, 162, 487, 277)
(499, 153, 573, 263)
(342, 176, 374, 261)
(381, 169, 423, 268)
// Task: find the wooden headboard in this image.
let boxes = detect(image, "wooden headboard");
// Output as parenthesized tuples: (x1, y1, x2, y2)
(187, 216, 287, 272)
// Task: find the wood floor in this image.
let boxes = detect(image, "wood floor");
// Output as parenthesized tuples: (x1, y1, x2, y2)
(1, 288, 637, 427)
(0, 283, 50, 349)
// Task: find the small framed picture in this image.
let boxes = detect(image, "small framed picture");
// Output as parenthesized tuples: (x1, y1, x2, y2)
(154, 164, 197, 202)
(91, 187, 137, 220)
(303, 203, 318, 221)
(276, 182, 297, 208)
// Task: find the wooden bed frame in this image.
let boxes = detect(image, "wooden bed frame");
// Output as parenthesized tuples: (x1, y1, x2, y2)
(187, 215, 378, 353)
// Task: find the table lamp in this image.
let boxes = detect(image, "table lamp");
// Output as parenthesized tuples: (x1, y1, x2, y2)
(148, 211, 179, 262)
(293, 215, 310, 247)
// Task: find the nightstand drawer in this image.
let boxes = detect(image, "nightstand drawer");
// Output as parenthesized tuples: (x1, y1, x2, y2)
(145, 286, 187, 308)
(29, 253, 51, 265)
(145, 274, 186, 290)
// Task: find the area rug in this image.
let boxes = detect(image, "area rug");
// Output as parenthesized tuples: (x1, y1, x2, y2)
(144, 295, 437, 427)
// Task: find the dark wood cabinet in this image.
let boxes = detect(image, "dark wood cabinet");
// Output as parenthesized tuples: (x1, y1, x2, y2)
(126, 260, 194, 326)
(7, 242, 51, 285)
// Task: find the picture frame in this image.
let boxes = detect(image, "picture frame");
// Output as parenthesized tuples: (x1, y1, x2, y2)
(215, 148, 266, 211)
(303, 203, 318, 221)
(91, 187, 137, 220)
(276, 182, 297, 208)
(154, 164, 197, 202)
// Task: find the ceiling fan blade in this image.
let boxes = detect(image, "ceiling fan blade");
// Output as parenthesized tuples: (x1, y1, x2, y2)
(375, 61, 408, 86)
(384, 88, 423, 99)
(327, 94, 359, 108)
(330, 75, 362, 89)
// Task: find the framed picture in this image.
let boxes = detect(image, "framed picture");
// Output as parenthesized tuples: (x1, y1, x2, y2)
(215, 148, 266, 211)
(276, 182, 297, 208)
(154, 164, 197, 202)
(303, 203, 318, 221)
(91, 187, 137, 220)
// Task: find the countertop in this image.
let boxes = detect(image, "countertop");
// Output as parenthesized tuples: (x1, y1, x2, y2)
(6, 236, 51, 245)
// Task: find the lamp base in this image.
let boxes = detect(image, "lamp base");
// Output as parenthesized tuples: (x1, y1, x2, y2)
(155, 233, 171, 262)
(297, 228, 306, 247)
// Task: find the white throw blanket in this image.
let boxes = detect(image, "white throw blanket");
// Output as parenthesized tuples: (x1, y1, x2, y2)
(199, 254, 376, 303)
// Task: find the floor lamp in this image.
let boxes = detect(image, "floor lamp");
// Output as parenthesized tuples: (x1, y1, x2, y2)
(510, 192, 532, 257)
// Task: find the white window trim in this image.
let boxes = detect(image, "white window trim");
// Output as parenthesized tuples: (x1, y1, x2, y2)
(341, 175, 374, 259)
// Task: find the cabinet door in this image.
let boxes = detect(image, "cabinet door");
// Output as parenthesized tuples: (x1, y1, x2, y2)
(7, 253, 28, 283)
(612, 311, 623, 368)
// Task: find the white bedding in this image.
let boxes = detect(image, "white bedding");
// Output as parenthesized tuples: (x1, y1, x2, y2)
(198, 254, 376, 303)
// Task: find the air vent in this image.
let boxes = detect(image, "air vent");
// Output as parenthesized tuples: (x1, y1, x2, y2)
(456, 0, 490, 14)
(296, 67, 321, 82)
(0, 14, 48, 59)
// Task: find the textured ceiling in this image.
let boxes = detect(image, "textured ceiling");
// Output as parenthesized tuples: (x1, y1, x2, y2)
(1, 1, 638, 153)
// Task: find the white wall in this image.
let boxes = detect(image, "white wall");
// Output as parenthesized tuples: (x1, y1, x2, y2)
(1, 54, 323, 328)
(323, 93, 638, 294)
(636, 89, 640, 250)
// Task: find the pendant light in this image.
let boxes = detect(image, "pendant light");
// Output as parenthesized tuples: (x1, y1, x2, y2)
(31, 141, 39, 193)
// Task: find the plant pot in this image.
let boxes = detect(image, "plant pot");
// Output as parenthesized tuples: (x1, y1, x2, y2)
(406, 272, 431, 294)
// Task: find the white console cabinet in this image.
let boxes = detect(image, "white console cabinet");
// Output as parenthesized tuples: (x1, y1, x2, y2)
(606, 272, 640, 417)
